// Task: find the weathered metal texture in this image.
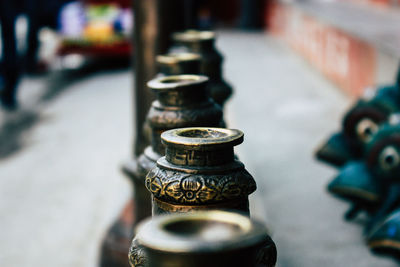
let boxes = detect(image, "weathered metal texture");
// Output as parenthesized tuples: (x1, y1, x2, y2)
(133, 0, 186, 156)
(129, 128, 278, 267)
(146, 127, 255, 214)
(316, 85, 400, 168)
(171, 30, 233, 107)
(142, 53, 203, 153)
(130, 211, 277, 267)
(104, 75, 223, 267)
(130, 75, 224, 226)
(101, 1, 187, 266)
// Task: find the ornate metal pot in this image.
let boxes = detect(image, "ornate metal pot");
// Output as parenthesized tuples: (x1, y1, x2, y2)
(157, 52, 201, 76)
(129, 127, 277, 267)
(142, 52, 203, 144)
(171, 30, 233, 107)
(315, 85, 400, 167)
(129, 76, 224, 223)
(146, 127, 256, 215)
(131, 211, 277, 267)
(101, 75, 224, 267)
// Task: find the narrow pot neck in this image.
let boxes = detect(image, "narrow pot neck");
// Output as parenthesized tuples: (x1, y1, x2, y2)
(165, 146, 234, 167)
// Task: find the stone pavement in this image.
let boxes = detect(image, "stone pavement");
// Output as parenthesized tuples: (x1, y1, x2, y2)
(0, 31, 398, 267)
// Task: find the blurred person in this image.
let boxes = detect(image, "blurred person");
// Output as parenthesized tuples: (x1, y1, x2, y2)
(0, 0, 69, 110)
(25, 0, 70, 74)
(0, 0, 22, 110)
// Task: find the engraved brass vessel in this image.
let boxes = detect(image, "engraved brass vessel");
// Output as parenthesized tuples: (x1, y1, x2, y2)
(142, 53, 202, 143)
(131, 211, 277, 267)
(172, 30, 233, 107)
(101, 75, 224, 267)
(147, 127, 256, 214)
(126, 76, 224, 224)
(129, 128, 277, 267)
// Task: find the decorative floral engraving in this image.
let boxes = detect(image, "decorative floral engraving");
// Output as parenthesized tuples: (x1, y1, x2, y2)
(128, 238, 146, 267)
(145, 167, 256, 205)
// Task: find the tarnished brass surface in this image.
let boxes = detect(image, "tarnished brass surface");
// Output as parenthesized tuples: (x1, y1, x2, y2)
(130, 76, 224, 225)
(171, 30, 233, 106)
(130, 128, 277, 267)
(130, 211, 277, 267)
(146, 127, 255, 214)
(104, 74, 223, 267)
(101, 0, 184, 264)
(133, 0, 186, 156)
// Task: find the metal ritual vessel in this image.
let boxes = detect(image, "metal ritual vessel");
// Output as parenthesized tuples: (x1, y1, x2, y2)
(171, 30, 233, 107)
(102, 75, 223, 267)
(315, 85, 400, 168)
(133, 0, 186, 156)
(131, 211, 277, 267)
(129, 127, 277, 267)
(147, 127, 256, 215)
(126, 75, 224, 225)
(101, 0, 184, 264)
(142, 53, 203, 143)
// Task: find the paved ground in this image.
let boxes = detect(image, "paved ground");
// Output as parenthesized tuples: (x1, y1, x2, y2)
(0, 31, 398, 267)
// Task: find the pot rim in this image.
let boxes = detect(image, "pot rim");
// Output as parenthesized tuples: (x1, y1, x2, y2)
(136, 210, 269, 253)
(156, 53, 201, 65)
(172, 30, 215, 42)
(161, 127, 243, 150)
(147, 75, 208, 90)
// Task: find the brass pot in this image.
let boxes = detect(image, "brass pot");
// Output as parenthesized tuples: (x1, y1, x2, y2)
(126, 75, 224, 225)
(146, 127, 256, 215)
(129, 129, 277, 266)
(102, 75, 224, 267)
(131, 211, 277, 267)
(172, 30, 233, 107)
(142, 53, 202, 144)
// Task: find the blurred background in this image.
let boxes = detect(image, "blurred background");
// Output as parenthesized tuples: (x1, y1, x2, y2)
(1, 0, 400, 266)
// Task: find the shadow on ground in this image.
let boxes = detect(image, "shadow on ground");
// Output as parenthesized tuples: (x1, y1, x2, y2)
(0, 57, 130, 159)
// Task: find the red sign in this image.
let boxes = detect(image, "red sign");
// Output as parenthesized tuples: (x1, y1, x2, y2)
(266, 1, 376, 97)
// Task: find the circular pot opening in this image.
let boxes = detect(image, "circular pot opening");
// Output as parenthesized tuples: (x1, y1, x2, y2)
(163, 219, 242, 241)
(178, 128, 228, 139)
(160, 77, 199, 84)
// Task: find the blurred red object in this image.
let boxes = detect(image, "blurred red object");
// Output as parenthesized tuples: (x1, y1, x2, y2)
(58, 42, 131, 57)
(57, 0, 133, 59)
(84, 0, 131, 8)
